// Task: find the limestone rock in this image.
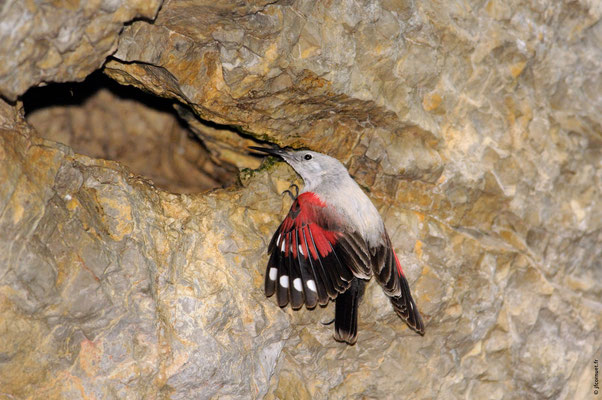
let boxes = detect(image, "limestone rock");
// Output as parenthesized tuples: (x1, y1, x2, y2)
(1, 0, 601, 399)
(0, 0, 163, 100)
(104, 2, 444, 185)
(0, 102, 290, 398)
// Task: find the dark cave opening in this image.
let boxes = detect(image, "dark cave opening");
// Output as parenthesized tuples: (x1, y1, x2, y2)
(21, 71, 240, 193)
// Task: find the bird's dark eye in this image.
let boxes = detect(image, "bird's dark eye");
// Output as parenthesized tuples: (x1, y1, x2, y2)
(304, 154, 312, 160)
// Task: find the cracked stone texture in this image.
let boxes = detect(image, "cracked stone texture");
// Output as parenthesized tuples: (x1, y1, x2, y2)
(0, 0, 164, 100)
(0, 102, 290, 399)
(1, 0, 601, 399)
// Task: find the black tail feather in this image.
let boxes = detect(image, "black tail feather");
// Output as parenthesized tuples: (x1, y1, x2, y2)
(334, 278, 366, 345)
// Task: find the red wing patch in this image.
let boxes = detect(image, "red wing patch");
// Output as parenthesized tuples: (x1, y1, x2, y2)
(269, 192, 338, 260)
(265, 192, 360, 309)
(276, 193, 338, 259)
(392, 249, 405, 277)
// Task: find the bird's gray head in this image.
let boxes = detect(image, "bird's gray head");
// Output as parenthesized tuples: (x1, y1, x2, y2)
(250, 146, 350, 191)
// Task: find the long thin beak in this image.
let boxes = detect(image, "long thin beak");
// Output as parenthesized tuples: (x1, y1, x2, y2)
(248, 146, 287, 158)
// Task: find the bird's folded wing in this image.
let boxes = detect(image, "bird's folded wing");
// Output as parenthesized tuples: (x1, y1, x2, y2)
(265, 192, 372, 309)
(370, 234, 425, 335)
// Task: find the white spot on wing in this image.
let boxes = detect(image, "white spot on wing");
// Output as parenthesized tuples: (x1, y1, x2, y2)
(279, 275, 289, 288)
(281, 240, 286, 252)
(293, 278, 302, 292)
(298, 245, 304, 256)
(277, 233, 282, 245)
(269, 268, 277, 281)
(307, 280, 317, 292)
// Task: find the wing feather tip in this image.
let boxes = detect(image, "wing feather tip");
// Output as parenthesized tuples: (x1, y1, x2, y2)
(265, 284, 275, 297)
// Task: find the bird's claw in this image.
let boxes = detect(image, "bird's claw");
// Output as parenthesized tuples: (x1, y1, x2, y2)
(281, 183, 299, 201)
(320, 317, 335, 326)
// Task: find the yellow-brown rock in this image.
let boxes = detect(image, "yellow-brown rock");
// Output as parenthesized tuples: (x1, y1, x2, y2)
(0, 0, 601, 399)
(0, 101, 292, 398)
(0, 0, 163, 100)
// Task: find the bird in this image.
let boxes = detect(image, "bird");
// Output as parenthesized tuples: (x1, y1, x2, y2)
(250, 146, 425, 344)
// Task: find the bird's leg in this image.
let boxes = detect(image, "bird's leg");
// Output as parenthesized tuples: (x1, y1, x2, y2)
(291, 183, 299, 198)
(281, 183, 299, 201)
(281, 189, 296, 201)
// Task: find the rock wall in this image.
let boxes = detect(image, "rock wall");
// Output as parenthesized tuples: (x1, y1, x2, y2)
(0, 0, 600, 399)
(0, 0, 163, 100)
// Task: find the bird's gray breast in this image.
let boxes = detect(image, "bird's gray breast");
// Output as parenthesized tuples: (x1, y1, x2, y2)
(314, 176, 385, 247)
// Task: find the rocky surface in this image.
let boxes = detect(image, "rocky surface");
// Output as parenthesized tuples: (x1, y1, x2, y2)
(1, 0, 601, 399)
(0, 101, 291, 399)
(0, 0, 163, 100)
